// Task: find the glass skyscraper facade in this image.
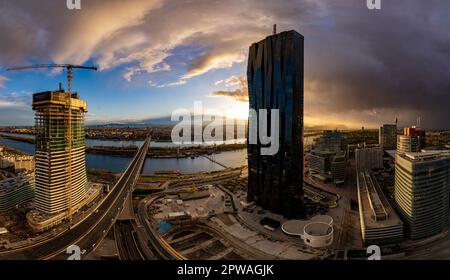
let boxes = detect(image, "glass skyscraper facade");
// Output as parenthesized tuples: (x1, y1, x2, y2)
(247, 30, 304, 218)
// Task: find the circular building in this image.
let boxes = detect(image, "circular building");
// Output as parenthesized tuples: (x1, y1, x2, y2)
(281, 215, 334, 248)
(302, 222, 334, 248)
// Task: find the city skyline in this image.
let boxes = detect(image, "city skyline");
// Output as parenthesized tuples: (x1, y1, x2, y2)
(1, 0, 449, 129)
(2, 0, 450, 263)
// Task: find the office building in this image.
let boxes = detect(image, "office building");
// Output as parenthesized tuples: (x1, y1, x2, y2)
(32, 90, 89, 215)
(313, 130, 346, 153)
(308, 151, 333, 175)
(307, 131, 347, 184)
(355, 145, 383, 171)
(0, 172, 35, 212)
(331, 154, 346, 184)
(397, 126, 426, 153)
(379, 124, 397, 150)
(404, 126, 426, 148)
(247, 29, 304, 218)
(397, 135, 420, 153)
(307, 150, 346, 184)
(395, 151, 450, 239)
(357, 171, 403, 245)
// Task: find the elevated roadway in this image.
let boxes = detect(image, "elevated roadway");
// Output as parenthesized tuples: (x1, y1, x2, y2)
(0, 137, 151, 260)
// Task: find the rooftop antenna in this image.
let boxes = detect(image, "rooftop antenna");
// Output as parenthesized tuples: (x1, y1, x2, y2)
(273, 24, 277, 35)
(417, 116, 421, 128)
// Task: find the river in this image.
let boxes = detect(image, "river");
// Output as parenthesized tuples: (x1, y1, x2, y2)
(0, 132, 318, 174)
(0, 133, 245, 148)
(0, 137, 247, 174)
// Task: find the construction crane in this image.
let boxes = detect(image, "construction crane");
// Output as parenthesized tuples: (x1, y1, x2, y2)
(7, 64, 97, 94)
(7, 64, 97, 223)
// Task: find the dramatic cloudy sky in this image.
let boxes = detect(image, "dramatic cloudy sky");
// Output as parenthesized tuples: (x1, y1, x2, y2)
(0, 0, 449, 129)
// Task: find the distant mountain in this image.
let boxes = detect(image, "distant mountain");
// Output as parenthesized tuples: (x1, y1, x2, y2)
(304, 124, 351, 131)
(89, 115, 247, 127)
(129, 116, 176, 126)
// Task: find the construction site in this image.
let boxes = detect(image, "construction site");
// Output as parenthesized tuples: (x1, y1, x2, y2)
(140, 175, 344, 260)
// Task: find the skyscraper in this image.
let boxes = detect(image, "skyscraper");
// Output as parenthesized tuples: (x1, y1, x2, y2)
(397, 126, 426, 153)
(397, 135, 420, 153)
(394, 152, 450, 239)
(247, 29, 304, 218)
(32, 90, 88, 215)
(379, 124, 397, 150)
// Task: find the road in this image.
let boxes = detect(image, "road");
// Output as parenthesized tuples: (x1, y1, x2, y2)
(114, 220, 145, 260)
(137, 194, 185, 260)
(134, 173, 246, 260)
(0, 137, 151, 260)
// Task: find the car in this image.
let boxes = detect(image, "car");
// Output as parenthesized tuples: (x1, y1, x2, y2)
(81, 249, 87, 255)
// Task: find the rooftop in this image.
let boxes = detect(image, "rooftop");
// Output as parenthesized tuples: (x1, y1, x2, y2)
(254, 29, 304, 46)
(399, 150, 450, 161)
(32, 90, 87, 112)
(357, 171, 402, 228)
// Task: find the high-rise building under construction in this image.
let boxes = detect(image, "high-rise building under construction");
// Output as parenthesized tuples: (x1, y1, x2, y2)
(32, 90, 88, 215)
